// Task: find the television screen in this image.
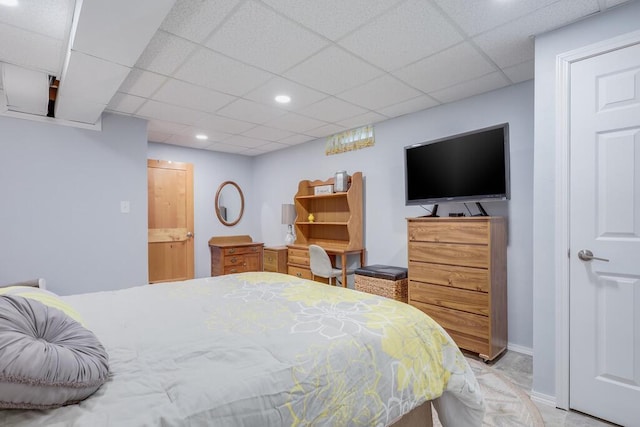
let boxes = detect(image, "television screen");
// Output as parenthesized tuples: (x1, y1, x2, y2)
(404, 123, 510, 206)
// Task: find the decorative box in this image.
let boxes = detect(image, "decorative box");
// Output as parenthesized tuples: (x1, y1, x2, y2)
(313, 184, 334, 195)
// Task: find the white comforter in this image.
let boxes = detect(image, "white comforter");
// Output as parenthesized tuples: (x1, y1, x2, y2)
(0, 272, 484, 426)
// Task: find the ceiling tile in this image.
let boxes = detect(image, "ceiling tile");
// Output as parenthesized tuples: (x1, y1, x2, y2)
(503, 60, 534, 84)
(433, 0, 559, 36)
(107, 92, 146, 114)
(182, 127, 232, 143)
(203, 141, 247, 154)
(205, 0, 328, 74)
(147, 119, 189, 134)
(0, 23, 64, 75)
(265, 112, 327, 133)
(72, 0, 176, 67)
(473, 0, 600, 68)
(118, 68, 167, 98)
(305, 123, 347, 138)
(252, 141, 289, 153)
(242, 125, 294, 141)
(393, 42, 497, 93)
(136, 100, 206, 125)
(135, 31, 198, 75)
(243, 77, 328, 111)
(217, 98, 287, 124)
(194, 113, 257, 134)
(57, 51, 131, 104)
(174, 47, 273, 96)
(262, 0, 403, 41)
(279, 133, 315, 146)
(165, 133, 212, 149)
(337, 74, 422, 110)
(299, 97, 368, 123)
(148, 130, 172, 143)
(161, 0, 241, 43)
(225, 134, 269, 148)
(152, 79, 235, 113)
(430, 71, 510, 104)
(284, 46, 383, 95)
(376, 95, 439, 118)
(338, 0, 463, 71)
(337, 111, 389, 129)
(54, 95, 106, 124)
(0, 0, 74, 41)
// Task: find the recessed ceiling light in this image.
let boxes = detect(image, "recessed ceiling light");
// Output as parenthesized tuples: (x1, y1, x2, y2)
(195, 134, 208, 140)
(275, 94, 291, 104)
(0, 0, 18, 6)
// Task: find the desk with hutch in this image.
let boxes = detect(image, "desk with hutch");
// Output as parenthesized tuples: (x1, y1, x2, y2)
(287, 172, 365, 286)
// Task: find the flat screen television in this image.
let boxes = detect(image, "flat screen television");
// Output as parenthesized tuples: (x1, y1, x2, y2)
(404, 123, 510, 208)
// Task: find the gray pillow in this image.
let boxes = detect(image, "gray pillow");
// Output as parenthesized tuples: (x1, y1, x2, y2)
(0, 295, 109, 409)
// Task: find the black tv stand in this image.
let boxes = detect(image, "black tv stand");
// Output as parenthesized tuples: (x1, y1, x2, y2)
(474, 202, 489, 217)
(421, 204, 439, 217)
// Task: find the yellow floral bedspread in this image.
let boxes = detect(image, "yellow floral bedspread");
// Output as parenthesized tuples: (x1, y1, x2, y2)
(1, 272, 484, 426)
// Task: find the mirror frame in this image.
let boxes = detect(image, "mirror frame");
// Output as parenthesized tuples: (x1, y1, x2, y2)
(215, 181, 245, 226)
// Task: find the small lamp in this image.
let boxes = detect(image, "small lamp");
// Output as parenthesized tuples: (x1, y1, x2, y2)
(281, 204, 297, 245)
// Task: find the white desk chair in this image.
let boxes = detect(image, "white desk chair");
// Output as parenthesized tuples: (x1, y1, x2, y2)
(308, 244, 354, 286)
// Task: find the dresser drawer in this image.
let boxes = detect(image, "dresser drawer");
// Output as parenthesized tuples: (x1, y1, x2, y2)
(409, 261, 489, 292)
(408, 242, 488, 269)
(409, 281, 488, 316)
(224, 264, 252, 274)
(223, 245, 261, 256)
(411, 301, 490, 354)
(288, 265, 313, 280)
(408, 221, 488, 244)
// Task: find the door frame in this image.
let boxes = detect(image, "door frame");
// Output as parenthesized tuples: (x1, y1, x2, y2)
(554, 29, 640, 410)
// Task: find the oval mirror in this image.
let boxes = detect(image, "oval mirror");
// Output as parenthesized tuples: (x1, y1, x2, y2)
(215, 181, 244, 226)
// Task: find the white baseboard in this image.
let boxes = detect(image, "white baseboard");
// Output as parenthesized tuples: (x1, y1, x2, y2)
(530, 390, 556, 407)
(507, 342, 533, 356)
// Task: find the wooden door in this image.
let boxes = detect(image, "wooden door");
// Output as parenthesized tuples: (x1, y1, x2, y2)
(147, 159, 194, 283)
(569, 42, 640, 425)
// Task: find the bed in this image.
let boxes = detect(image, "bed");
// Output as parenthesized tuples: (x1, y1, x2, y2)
(0, 272, 484, 426)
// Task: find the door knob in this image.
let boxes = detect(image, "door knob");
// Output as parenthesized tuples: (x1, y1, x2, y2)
(577, 249, 609, 262)
(186, 231, 194, 238)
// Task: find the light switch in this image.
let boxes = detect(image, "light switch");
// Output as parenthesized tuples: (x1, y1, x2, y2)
(120, 201, 130, 214)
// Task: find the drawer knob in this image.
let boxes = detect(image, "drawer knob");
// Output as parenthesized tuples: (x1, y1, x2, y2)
(230, 257, 237, 263)
(296, 273, 302, 277)
(230, 269, 237, 273)
(229, 248, 235, 254)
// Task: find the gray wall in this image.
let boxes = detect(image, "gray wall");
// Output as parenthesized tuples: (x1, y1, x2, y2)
(0, 113, 148, 295)
(146, 143, 257, 279)
(253, 81, 535, 352)
(533, 0, 640, 400)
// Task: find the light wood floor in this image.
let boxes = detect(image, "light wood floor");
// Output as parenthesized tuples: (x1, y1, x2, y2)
(478, 350, 619, 426)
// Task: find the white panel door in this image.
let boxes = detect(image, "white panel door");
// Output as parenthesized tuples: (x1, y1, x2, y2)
(569, 42, 640, 426)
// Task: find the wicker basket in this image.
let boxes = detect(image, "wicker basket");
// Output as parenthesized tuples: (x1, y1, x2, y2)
(355, 265, 408, 302)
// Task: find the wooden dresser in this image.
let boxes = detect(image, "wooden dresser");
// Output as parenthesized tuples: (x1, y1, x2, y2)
(407, 217, 507, 361)
(263, 246, 288, 273)
(208, 235, 264, 276)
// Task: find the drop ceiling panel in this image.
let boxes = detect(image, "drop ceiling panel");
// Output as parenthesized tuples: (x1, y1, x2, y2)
(393, 42, 497, 93)
(161, 0, 241, 43)
(225, 134, 269, 149)
(217, 98, 287, 124)
(243, 77, 328, 110)
(54, 94, 106, 124)
(503, 60, 535, 84)
(137, 99, 206, 125)
(305, 123, 347, 138)
(376, 95, 439, 118)
(165, 133, 212, 149)
(0, 22, 64, 74)
(205, 0, 329, 74)
(148, 130, 172, 143)
(147, 119, 189, 134)
(337, 111, 389, 129)
(242, 125, 294, 142)
(433, 0, 559, 36)
(284, 46, 383, 95)
(262, 0, 404, 41)
(174, 47, 272, 96)
(265, 112, 326, 133)
(473, 0, 600, 68)
(338, 0, 463, 71)
(337, 74, 422, 110)
(72, 0, 177, 66)
(279, 133, 315, 146)
(118, 69, 167, 98)
(431, 72, 510, 104)
(135, 31, 198, 75)
(299, 97, 367, 123)
(106, 93, 146, 114)
(0, 0, 74, 40)
(2, 64, 49, 115)
(204, 141, 247, 154)
(152, 79, 235, 113)
(194, 113, 257, 134)
(56, 51, 131, 104)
